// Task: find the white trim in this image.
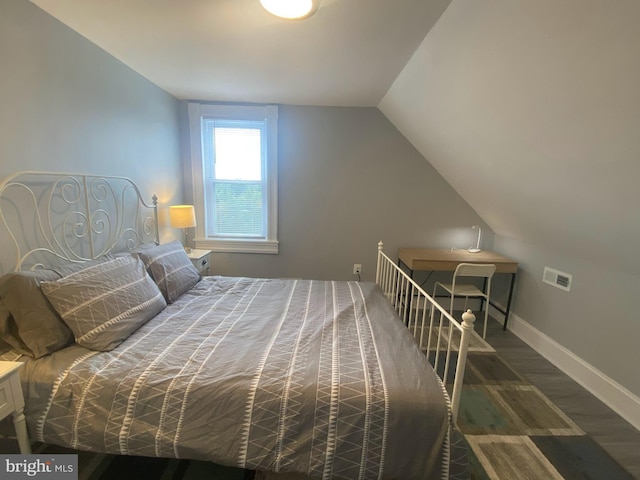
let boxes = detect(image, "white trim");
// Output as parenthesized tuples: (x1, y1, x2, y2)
(187, 103, 278, 254)
(195, 238, 278, 254)
(490, 305, 640, 431)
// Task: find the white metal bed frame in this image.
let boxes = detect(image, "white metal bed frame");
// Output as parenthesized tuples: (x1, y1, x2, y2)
(376, 242, 475, 422)
(0, 171, 473, 423)
(0, 171, 158, 274)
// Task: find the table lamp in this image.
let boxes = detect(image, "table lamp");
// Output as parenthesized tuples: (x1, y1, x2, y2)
(169, 205, 196, 253)
(468, 225, 482, 253)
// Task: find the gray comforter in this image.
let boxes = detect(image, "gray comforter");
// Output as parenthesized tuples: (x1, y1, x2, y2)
(18, 277, 451, 479)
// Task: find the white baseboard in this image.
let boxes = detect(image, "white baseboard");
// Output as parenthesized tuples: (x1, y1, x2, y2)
(490, 306, 640, 432)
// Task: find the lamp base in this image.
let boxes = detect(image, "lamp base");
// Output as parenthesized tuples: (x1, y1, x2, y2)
(183, 228, 192, 254)
(467, 248, 481, 253)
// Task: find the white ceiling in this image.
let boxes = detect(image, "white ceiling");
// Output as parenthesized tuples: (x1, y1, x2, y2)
(29, 0, 451, 106)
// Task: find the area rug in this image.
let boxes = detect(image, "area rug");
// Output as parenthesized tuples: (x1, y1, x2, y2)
(458, 352, 635, 480)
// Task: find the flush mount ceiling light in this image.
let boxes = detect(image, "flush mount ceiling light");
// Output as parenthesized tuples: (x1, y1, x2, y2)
(260, 0, 319, 20)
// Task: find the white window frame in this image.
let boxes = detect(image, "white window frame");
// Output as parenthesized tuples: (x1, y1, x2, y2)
(188, 103, 278, 254)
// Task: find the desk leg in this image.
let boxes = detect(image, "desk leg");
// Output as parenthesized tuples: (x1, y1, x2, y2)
(503, 272, 516, 331)
(13, 408, 31, 454)
(396, 260, 417, 325)
(398, 259, 412, 278)
(481, 277, 488, 312)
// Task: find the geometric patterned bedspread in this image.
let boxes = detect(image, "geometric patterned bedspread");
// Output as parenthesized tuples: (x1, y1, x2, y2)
(15, 277, 451, 480)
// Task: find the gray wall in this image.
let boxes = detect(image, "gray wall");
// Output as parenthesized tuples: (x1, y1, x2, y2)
(495, 235, 640, 397)
(181, 104, 489, 282)
(379, 0, 640, 401)
(0, 0, 182, 247)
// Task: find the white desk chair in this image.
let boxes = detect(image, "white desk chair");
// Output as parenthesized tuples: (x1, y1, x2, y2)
(433, 263, 496, 338)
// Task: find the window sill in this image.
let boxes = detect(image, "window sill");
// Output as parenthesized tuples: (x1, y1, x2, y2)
(194, 238, 279, 254)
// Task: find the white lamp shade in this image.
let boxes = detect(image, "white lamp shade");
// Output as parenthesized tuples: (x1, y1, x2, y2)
(169, 205, 196, 229)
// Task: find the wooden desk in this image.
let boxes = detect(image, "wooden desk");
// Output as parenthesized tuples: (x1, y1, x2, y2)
(398, 248, 518, 330)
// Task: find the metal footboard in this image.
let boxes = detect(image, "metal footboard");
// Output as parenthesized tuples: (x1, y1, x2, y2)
(375, 241, 475, 422)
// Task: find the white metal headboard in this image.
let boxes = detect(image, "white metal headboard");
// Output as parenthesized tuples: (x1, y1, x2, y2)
(0, 171, 158, 274)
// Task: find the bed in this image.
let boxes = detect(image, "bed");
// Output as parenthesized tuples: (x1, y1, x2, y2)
(0, 171, 475, 480)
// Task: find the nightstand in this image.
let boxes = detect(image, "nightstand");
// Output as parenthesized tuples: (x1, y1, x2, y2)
(187, 249, 212, 275)
(0, 361, 31, 453)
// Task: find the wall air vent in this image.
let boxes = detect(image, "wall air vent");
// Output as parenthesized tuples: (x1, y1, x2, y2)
(543, 267, 572, 292)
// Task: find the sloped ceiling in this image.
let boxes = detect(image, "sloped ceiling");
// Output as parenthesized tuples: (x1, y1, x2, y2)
(380, 0, 640, 274)
(29, 0, 451, 106)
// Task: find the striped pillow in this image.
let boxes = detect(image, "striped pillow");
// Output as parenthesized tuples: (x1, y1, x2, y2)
(41, 256, 166, 351)
(136, 241, 201, 303)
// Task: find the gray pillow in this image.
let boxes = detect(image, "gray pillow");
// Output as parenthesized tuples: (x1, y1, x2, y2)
(136, 241, 201, 303)
(51, 254, 116, 277)
(41, 255, 166, 351)
(0, 270, 74, 358)
(0, 299, 29, 355)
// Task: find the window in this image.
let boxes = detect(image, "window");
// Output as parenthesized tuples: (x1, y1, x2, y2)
(188, 103, 278, 253)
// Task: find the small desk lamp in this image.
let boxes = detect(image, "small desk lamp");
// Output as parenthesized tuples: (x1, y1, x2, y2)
(468, 225, 482, 253)
(169, 205, 196, 253)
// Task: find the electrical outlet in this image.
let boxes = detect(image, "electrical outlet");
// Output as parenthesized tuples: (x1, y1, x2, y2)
(353, 264, 362, 275)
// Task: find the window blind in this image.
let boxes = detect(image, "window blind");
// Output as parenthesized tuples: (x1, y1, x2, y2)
(202, 118, 267, 238)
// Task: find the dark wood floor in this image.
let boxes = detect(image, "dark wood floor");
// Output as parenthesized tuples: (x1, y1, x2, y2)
(482, 317, 640, 478)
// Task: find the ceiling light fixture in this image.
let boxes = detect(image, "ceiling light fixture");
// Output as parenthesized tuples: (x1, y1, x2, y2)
(260, 0, 319, 20)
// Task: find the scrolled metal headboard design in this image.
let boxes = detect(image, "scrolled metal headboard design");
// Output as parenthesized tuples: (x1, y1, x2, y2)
(0, 171, 159, 273)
